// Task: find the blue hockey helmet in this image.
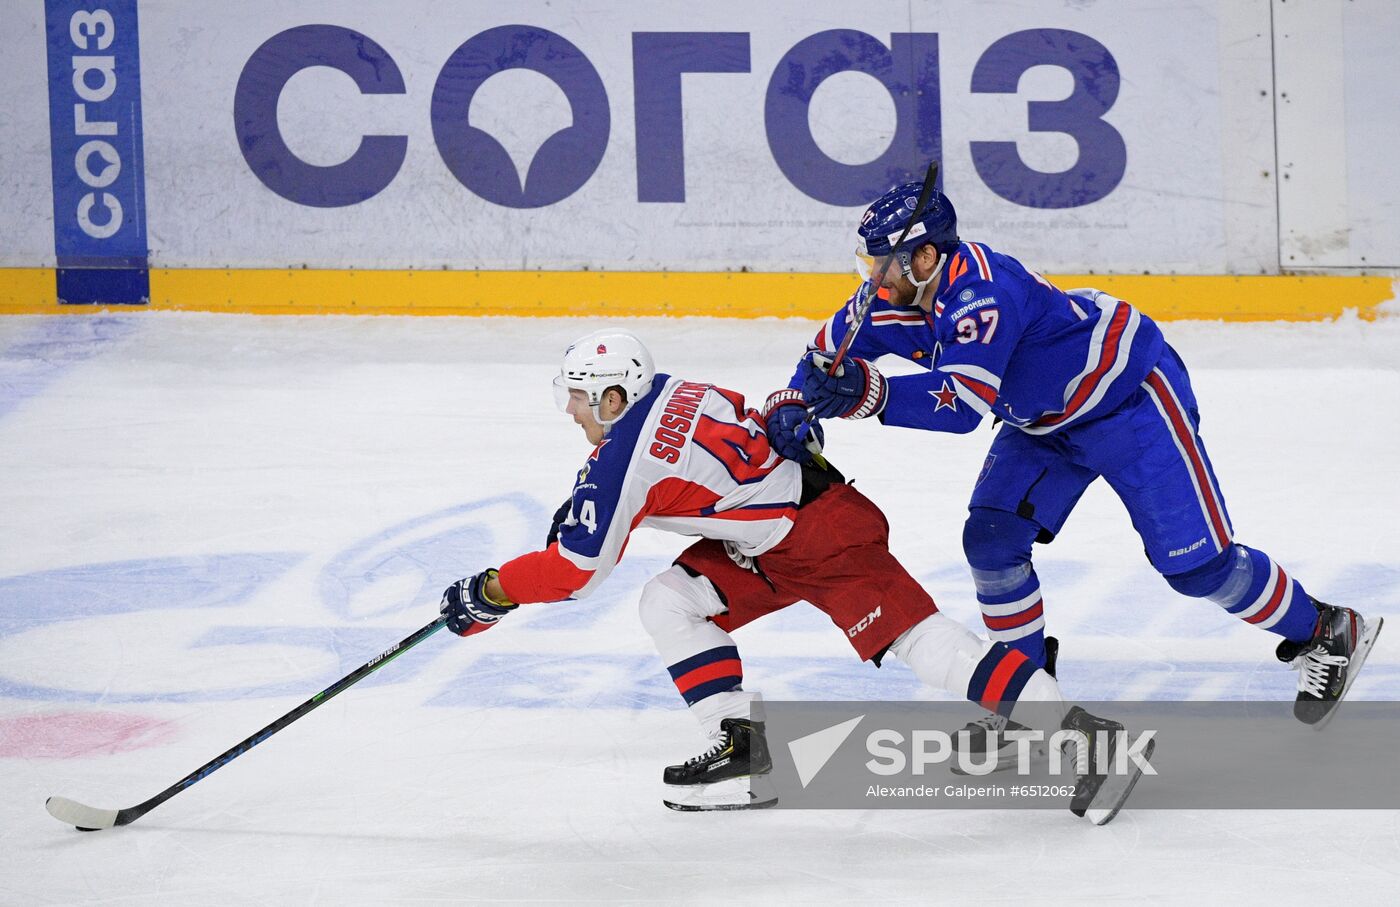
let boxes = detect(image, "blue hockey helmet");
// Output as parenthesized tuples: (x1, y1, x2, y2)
(854, 181, 960, 283)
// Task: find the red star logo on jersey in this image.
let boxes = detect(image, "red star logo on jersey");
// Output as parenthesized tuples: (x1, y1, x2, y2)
(930, 380, 958, 412)
(578, 438, 611, 484)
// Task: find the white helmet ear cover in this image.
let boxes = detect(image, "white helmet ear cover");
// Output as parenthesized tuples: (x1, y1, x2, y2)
(558, 329, 657, 425)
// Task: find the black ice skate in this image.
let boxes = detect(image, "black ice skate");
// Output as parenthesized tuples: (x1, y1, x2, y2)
(662, 718, 777, 811)
(1276, 601, 1384, 729)
(1061, 705, 1155, 826)
(949, 712, 1034, 775)
(950, 637, 1059, 776)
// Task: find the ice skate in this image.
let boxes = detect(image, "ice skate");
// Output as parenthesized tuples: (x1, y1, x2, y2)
(1061, 705, 1155, 826)
(950, 638, 1058, 775)
(662, 718, 777, 811)
(1277, 601, 1384, 728)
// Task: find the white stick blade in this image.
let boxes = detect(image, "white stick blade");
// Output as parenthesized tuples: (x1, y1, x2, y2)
(46, 796, 119, 830)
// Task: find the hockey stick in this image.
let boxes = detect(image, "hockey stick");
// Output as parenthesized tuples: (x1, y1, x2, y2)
(45, 615, 450, 831)
(823, 160, 940, 376)
(795, 160, 940, 447)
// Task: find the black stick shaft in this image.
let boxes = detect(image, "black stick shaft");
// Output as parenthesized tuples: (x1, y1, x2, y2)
(112, 616, 449, 826)
(794, 161, 940, 449)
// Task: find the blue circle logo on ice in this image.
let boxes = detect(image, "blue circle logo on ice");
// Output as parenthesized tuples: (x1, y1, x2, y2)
(317, 494, 545, 621)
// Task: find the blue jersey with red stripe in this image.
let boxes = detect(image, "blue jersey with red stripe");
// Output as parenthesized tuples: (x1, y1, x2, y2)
(793, 242, 1165, 436)
(792, 240, 1324, 656)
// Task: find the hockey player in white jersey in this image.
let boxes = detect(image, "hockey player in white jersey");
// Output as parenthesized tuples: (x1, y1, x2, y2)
(437, 328, 1149, 823)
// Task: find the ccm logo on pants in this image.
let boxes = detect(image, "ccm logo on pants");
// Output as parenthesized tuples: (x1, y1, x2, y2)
(848, 606, 882, 637)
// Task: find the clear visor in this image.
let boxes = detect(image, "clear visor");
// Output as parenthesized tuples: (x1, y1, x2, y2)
(553, 376, 589, 413)
(855, 246, 895, 283)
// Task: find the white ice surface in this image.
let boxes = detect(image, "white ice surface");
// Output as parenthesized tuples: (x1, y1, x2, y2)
(1, 313, 1398, 904)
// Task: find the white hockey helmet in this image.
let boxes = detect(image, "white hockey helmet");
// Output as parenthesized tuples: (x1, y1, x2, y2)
(553, 328, 656, 425)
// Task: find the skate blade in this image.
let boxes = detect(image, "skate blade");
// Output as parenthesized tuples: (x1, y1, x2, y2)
(663, 775, 778, 812)
(1085, 738, 1156, 826)
(1310, 615, 1384, 732)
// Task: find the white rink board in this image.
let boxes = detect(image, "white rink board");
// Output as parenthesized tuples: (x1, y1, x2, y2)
(1, 314, 1398, 904)
(0, 4, 56, 265)
(1275, 0, 1400, 269)
(139, 0, 1263, 272)
(10, 0, 1283, 273)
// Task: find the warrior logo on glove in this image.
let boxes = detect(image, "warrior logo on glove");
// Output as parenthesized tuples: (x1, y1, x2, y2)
(761, 388, 825, 465)
(797, 351, 888, 421)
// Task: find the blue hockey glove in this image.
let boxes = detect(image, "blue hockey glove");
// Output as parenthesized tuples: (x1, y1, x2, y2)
(761, 389, 824, 464)
(798, 351, 888, 420)
(440, 569, 517, 637)
(545, 498, 573, 547)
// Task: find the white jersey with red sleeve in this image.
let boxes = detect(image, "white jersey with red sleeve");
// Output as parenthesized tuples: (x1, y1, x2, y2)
(496, 374, 803, 604)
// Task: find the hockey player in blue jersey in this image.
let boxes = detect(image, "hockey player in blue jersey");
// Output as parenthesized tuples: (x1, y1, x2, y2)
(774, 180, 1382, 740)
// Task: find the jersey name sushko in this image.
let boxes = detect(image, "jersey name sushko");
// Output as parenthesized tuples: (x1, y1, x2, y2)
(793, 242, 1166, 435)
(497, 374, 802, 604)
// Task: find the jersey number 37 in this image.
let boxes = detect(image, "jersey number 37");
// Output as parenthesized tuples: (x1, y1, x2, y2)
(955, 309, 1000, 345)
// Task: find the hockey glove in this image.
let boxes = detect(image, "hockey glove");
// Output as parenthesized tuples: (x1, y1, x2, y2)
(440, 569, 517, 637)
(798, 351, 888, 420)
(761, 389, 824, 464)
(545, 498, 573, 547)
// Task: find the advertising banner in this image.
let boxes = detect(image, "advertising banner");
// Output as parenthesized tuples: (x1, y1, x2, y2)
(1, 1, 1393, 291)
(134, 1, 1272, 273)
(42, 0, 149, 302)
